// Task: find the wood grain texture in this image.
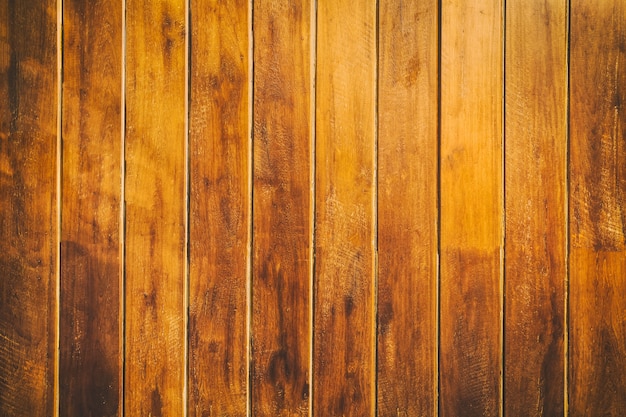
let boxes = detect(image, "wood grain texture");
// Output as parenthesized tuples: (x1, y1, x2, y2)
(503, 1, 567, 415)
(314, 0, 376, 415)
(60, 0, 122, 415)
(188, 0, 249, 415)
(439, 0, 502, 416)
(569, 1, 626, 415)
(377, 0, 438, 415)
(124, 0, 186, 415)
(252, 1, 311, 416)
(0, 1, 58, 415)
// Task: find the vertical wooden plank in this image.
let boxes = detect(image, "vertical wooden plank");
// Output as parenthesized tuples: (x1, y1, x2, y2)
(252, 1, 311, 416)
(188, 0, 249, 415)
(60, 0, 123, 415)
(377, 0, 438, 415)
(504, 1, 567, 415)
(569, 1, 626, 415)
(0, 0, 58, 415)
(125, 0, 186, 415)
(314, 0, 376, 415)
(439, 0, 502, 416)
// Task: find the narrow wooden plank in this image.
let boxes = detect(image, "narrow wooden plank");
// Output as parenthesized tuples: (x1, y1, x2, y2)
(314, 0, 376, 415)
(439, 0, 503, 416)
(377, 0, 438, 415)
(251, 1, 312, 415)
(0, 1, 58, 415)
(503, 1, 567, 415)
(59, 1, 123, 415)
(125, 0, 186, 415)
(188, 0, 249, 415)
(569, 1, 626, 415)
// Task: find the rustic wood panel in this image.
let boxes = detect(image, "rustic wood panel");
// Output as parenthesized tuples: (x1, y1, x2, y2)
(439, 0, 503, 416)
(188, 1, 250, 415)
(569, 1, 626, 415)
(503, 1, 567, 415)
(124, 0, 187, 415)
(314, 0, 376, 415)
(377, 0, 438, 415)
(252, 1, 312, 416)
(0, 1, 58, 415)
(60, 0, 123, 415)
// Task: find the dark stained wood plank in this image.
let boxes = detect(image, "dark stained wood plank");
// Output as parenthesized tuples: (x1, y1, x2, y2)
(569, 1, 626, 415)
(188, 0, 250, 415)
(59, 1, 123, 415)
(314, 0, 376, 415)
(124, 0, 187, 415)
(377, 0, 438, 415)
(439, 0, 503, 416)
(251, 1, 312, 416)
(0, 1, 58, 415)
(503, 1, 567, 415)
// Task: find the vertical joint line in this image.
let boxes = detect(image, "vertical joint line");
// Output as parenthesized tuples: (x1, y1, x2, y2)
(183, 0, 190, 415)
(120, 0, 127, 414)
(564, 0, 571, 413)
(372, 1, 380, 416)
(247, 0, 254, 415)
(55, 0, 63, 415)
(309, 0, 317, 415)
(436, 0, 442, 415)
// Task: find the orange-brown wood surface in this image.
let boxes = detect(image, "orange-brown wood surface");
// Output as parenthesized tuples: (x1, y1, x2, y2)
(569, 1, 626, 415)
(440, 0, 503, 416)
(124, 0, 186, 415)
(377, 0, 438, 415)
(314, 1, 376, 415)
(252, 1, 312, 416)
(188, 1, 250, 415)
(504, 1, 567, 416)
(60, 0, 122, 415)
(0, 1, 58, 415)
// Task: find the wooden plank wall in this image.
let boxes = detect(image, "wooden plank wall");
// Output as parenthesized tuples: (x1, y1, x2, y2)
(1, 1, 626, 416)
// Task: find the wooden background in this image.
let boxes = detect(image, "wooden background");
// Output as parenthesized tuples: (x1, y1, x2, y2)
(1, 0, 625, 416)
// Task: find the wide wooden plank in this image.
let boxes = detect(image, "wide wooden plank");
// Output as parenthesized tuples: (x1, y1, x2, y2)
(124, 0, 187, 415)
(59, 1, 123, 415)
(252, 1, 312, 416)
(503, 1, 567, 415)
(0, 1, 58, 415)
(377, 0, 438, 415)
(188, 0, 250, 415)
(569, 1, 626, 415)
(439, 0, 503, 416)
(314, 0, 376, 415)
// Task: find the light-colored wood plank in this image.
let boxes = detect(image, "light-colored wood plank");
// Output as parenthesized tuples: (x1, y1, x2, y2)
(377, 0, 438, 415)
(252, 1, 312, 416)
(440, 0, 503, 416)
(503, 1, 567, 415)
(569, 1, 626, 415)
(124, 0, 187, 415)
(314, 0, 376, 415)
(60, 0, 123, 415)
(0, 1, 58, 415)
(188, 0, 250, 415)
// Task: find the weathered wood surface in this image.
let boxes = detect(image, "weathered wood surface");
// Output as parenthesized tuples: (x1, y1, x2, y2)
(60, 0, 123, 415)
(504, 1, 567, 416)
(188, 1, 250, 415)
(0, 1, 58, 415)
(314, 0, 377, 415)
(440, 0, 503, 416)
(569, 1, 626, 415)
(377, 0, 438, 415)
(252, 1, 312, 416)
(124, 0, 187, 415)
